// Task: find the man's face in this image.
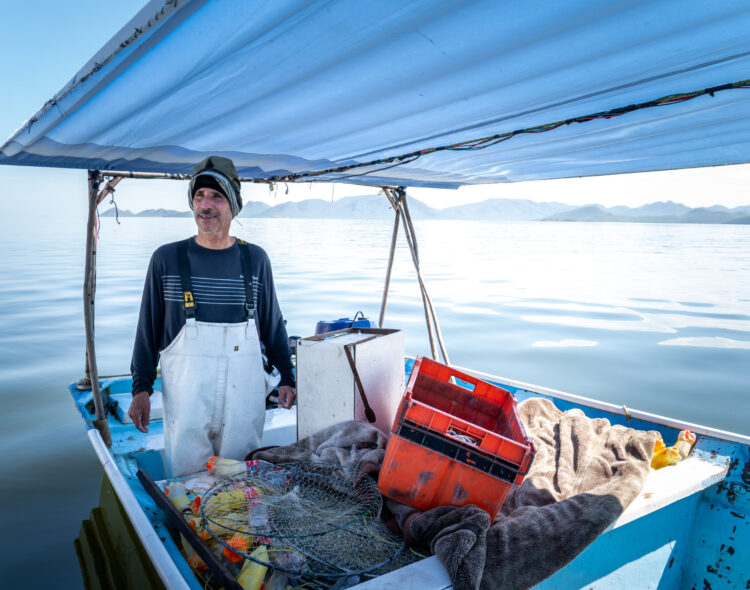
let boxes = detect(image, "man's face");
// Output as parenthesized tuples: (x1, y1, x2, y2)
(193, 187, 232, 237)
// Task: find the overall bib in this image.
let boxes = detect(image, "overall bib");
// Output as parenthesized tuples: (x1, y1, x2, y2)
(159, 241, 270, 477)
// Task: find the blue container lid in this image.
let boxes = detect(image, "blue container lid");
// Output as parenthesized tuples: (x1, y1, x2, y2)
(315, 312, 379, 335)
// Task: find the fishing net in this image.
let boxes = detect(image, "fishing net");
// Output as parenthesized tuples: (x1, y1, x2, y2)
(199, 462, 415, 580)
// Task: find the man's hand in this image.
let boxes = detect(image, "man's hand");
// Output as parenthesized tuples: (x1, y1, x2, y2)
(277, 385, 296, 409)
(129, 391, 151, 432)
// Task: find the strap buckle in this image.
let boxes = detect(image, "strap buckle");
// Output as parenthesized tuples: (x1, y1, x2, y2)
(183, 291, 196, 318)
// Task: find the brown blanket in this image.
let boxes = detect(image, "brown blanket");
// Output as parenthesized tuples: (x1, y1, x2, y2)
(250, 399, 657, 590)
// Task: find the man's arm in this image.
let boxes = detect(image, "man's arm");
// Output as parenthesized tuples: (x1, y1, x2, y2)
(256, 252, 295, 392)
(129, 254, 165, 432)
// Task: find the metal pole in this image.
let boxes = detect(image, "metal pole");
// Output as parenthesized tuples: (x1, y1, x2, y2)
(98, 170, 191, 180)
(84, 170, 111, 446)
(379, 188, 401, 328)
(400, 195, 450, 365)
(395, 191, 439, 360)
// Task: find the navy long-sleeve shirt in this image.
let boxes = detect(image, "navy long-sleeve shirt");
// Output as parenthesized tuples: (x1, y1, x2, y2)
(130, 237, 294, 395)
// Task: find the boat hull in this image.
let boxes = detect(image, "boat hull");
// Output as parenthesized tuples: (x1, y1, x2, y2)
(71, 363, 749, 590)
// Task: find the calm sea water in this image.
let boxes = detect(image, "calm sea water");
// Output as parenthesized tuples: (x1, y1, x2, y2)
(1, 216, 749, 588)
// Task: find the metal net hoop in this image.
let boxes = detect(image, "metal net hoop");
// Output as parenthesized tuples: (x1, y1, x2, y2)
(199, 462, 409, 579)
(200, 462, 382, 539)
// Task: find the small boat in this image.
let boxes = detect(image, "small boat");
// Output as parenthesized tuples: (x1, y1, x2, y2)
(69, 360, 749, 589)
(3, 1, 749, 588)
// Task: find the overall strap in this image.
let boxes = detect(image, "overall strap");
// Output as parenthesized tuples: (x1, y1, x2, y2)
(238, 240, 274, 376)
(237, 239, 256, 321)
(176, 240, 196, 320)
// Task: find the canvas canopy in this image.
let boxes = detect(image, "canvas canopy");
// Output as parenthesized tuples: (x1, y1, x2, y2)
(2, 0, 750, 188)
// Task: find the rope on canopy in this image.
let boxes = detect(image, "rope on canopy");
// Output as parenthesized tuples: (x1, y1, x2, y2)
(252, 77, 750, 184)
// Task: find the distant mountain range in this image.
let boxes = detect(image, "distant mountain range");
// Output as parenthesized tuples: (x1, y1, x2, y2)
(100, 197, 750, 224)
(101, 207, 193, 218)
(544, 203, 750, 224)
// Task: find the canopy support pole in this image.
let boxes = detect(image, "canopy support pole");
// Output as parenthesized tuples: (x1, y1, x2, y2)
(76, 176, 122, 391)
(84, 170, 111, 446)
(382, 187, 449, 364)
(379, 194, 401, 328)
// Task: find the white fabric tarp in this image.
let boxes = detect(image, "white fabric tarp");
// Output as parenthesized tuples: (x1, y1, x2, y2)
(2, 0, 750, 188)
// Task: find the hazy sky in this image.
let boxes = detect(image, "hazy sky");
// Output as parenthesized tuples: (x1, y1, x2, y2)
(1, 0, 749, 220)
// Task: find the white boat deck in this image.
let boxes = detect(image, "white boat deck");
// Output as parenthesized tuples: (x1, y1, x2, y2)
(607, 442, 729, 531)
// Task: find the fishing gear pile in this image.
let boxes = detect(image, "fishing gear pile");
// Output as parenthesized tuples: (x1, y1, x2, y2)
(169, 460, 419, 589)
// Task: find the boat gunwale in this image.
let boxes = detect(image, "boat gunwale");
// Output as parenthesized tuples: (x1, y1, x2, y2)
(447, 362, 750, 446)
(87, 428, 193, 590)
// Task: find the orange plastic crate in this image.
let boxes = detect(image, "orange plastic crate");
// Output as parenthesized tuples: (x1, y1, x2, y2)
(378, 357, 535, 519)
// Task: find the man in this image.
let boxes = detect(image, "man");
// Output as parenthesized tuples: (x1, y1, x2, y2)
(128, 155, 295, 477)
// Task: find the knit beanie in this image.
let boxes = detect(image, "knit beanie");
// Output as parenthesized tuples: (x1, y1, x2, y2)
(188, 155, 243, 217)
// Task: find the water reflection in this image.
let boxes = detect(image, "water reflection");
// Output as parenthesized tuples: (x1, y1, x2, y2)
(532, 339, 598, 348)
(520, 309, 750, 334)
(658, 337, 750, 349)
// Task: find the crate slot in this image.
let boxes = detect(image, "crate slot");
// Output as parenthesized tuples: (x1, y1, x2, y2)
(399, 421, 522, 483)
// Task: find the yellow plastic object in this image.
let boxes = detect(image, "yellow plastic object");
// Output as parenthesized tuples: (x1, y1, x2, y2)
(165, 482, 191, 514)
(210, 488, 251, 513)
(674, 429, 697, 459)
(237, 545, 269, 590)
(651, 430, 696, 469)
(207, 456, 245, 477)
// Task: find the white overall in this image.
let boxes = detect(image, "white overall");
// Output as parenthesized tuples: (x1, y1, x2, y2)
(159, 316, 267, 477)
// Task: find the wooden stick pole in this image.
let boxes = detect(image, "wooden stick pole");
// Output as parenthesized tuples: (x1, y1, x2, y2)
(84, 170, 111, 446)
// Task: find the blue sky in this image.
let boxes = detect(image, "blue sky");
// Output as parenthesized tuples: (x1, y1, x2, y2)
(1, 0, 749, 218)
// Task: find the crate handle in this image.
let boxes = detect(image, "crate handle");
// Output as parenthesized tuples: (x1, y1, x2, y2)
(448, 374, 476, 392)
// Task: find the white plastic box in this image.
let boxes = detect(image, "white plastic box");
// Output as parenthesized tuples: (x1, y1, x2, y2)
(296, 328, 404, 440)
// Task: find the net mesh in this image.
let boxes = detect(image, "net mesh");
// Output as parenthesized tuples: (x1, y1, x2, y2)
(199, 462, 415, 579)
